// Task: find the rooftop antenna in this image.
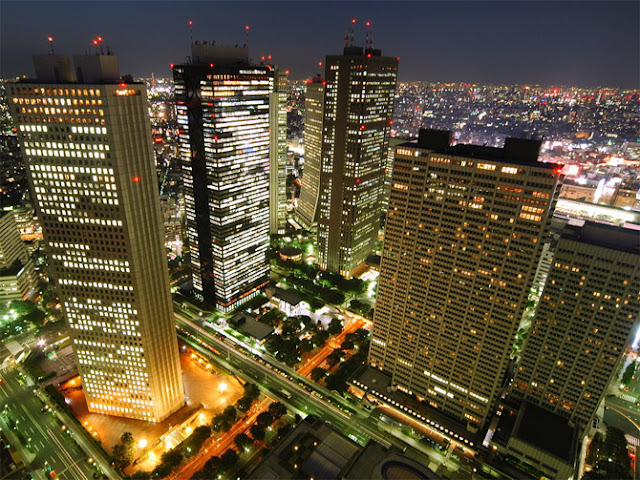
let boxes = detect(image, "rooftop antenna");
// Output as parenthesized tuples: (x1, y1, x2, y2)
(245, 25, 250, 48)
(365, 21, 373, 50)
(350, 18, 356, 47)
(47, 36, 55, 55)
(97, 36, 104, 55)
(188, 20, 194, 46)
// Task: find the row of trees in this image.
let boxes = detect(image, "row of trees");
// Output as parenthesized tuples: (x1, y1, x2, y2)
(193, 402, 289, 480)
(264, 315, 344, 367)
(312, 328, 370, 392)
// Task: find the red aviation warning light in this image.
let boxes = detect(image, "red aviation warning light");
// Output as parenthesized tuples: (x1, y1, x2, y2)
(352, 18, 356, 24)
(97, 36, 103, 42)
(366, 21, 371, 27)
(93, 39, 99, 46)
(268, 55, 272, 60)
(188, 20, 193, 26)
(553, 167, 563, 175)
(170, 63, 175, 68)
(132, 176, 141, 183)
(120, 82, 126, 88)
(47, 36, 53, 42)
(318, 61, 323, 67)
(245, 25, 250, 31)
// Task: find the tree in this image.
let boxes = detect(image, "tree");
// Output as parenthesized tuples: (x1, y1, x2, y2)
(250, 424, 266, 441)
(257, 411, 274, 428)
(131, 472, 151, 480)
(327, 349, 343, 367)
(311, 367, 327, 382)
(236, 396, 254, 413)
(622, 361, 636, 385)
(212, 405, 237, 432)
(243, 383, 260, 399)
(327, 317, 343, 335)
(112, 431, 135, 469)
(312, 330, 329, 347)
(340, 339, 354, 350)
(183, 426, 211, 457)
(299, 339, 314, 353)
(268, 402, 287, 420)
(234, 433, 252, 450)
(220, 449, 238, 471)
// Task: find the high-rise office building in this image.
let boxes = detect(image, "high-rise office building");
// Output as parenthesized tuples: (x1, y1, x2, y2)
(270, 68, 288, 235)
(316, 46, 398, 277)
(296, 76, 324, 228)
(0, 209, 36, 301)
(7, 53, 184, 422)
(369, 130, 561, 430)
(174, 43, 271, 311)
(511, 221, 640, 432)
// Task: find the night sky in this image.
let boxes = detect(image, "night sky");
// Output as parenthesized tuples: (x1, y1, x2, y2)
(1, 1, 638, 88)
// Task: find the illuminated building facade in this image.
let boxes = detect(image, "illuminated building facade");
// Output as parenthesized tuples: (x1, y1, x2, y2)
(316, 46, 398, 276)
(7, 54, 185, 422)
(511, 221, 640, 432)
(173, 44, 270, 311)
(296, 77, 324, 228)
(270, 68, 288, 234)
(370, 130, 560, 429)
(0, 210, 36, 301)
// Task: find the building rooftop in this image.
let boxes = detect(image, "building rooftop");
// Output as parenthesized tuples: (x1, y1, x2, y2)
(512, 402, 577, 463)
(274, 287, 303, 306)
(402, 129, 557, 170)
(249, 416, 437, 480)
(228, 313, 273, 341)
(562, 220, 640, 254)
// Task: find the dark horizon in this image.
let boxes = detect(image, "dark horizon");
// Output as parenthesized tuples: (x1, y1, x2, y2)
(1, 1, 639, 89)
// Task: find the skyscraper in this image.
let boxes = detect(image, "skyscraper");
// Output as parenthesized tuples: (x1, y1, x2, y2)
(370, 130, 561, 430)
(7, 53, 184, 422)
(0, 209, 36, 301)
(174, 43, 271, 311)
(316, 46, 398, 277)
(296, 76, 324, 228)
(511, 221, 640, 432)
(270, 68, 288, 235)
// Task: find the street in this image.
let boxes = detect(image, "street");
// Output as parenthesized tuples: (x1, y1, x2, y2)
(0, 368, 97, 480)
(175, 310, 473, 477)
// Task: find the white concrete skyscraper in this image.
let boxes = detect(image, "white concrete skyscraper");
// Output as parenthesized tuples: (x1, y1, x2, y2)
(8, 52, 184, 422)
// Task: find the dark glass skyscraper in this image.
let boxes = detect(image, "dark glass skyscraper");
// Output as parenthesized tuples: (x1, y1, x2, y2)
(315, 46, 398, 277)
(174, 44, 271, 311)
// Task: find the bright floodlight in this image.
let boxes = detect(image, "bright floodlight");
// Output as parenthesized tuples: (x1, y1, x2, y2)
(219, 382, 228, 392)
(37, 339, 45, 347)
(138, 438, 147, 449)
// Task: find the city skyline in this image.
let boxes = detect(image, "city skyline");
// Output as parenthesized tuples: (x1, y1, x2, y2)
(1, 1, 638, 88)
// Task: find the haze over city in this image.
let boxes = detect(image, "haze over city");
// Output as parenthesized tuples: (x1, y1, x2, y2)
(1, 1, 639, 87)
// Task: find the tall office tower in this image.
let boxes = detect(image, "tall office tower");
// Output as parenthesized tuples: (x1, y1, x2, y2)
(381, 137, 406, 214)
(511, 221, 640, 432)
(369, 130, 561, 430)
(316, 46, 398, 277)
(174, 43, 271, 311)
(0, 209, 36, 301)
(7, 53, 184, 422)
(296, 76, 325, 228)
(270, 68, 288, 235)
